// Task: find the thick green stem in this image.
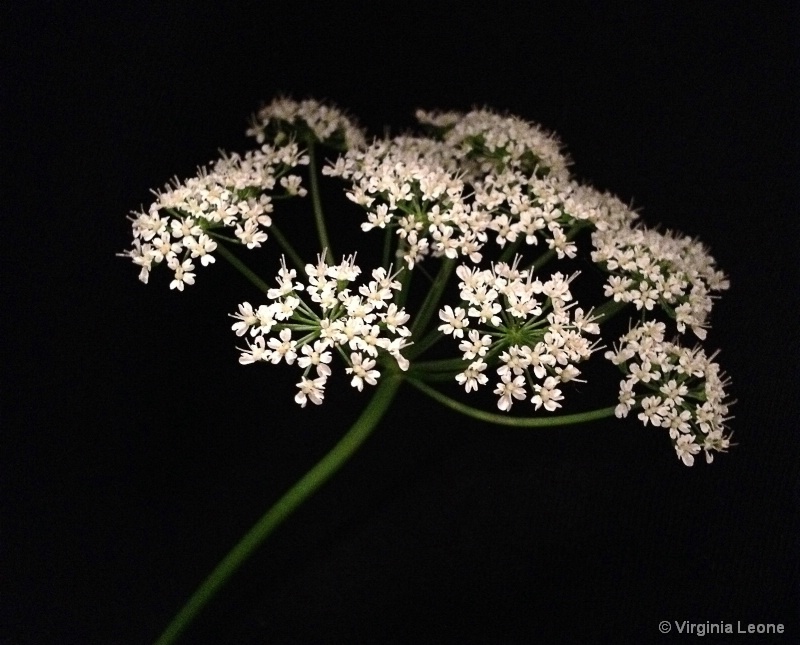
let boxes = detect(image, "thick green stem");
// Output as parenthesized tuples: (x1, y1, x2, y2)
(269, 223, 306, 273)
(215, 243, 270, 295)
(306, 138, 331, 262)
(407, 378, 616, 427)
(154, 374, 404, 645)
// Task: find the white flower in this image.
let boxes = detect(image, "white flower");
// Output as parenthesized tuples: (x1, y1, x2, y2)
(280, 174, 307, 197)
(230, 302, 259, 336)
(384, 337, 412, 371)
(493, 372, 527, 411)
(170, 217, 202, 241)
(615, 379, 636, 418)
(526, 343, 556, 380)
(438, 306, 468, 337)
(458, 330, 492, 360)
(629, 360, 659, 384)
(665, 407, 692, 436)
(346, 352, 380, 391)
(361, 204, 392, 232)
(295, 376, 326, 407)
(674, 434, 701, 467)
(267, 329, 297, 365)
(456, 359, 488, 392)
(235, 218, 269, 249)
(151, 233, 181, 263)
(268, 259, 304, 299)
(702, 430, 731, 464)
(124, 241, 155, 284)
(498, 346, 529, 377)
(638, 395, 666, 427)
(531, 376, 564, 411)
(572, 308, 601, 335)
(354, 324, 384, 357)
(659, 379, 688, 406)
(188, 233, 217, 266)
(255, 305, 278, 334)
(167, 258, 196, 291)
(380, 303, 411, 335)
(238, 336, 269, 365)
(297, 341, 333, 377)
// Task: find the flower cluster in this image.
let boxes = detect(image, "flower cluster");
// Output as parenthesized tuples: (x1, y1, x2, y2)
(474, 171, 637, 256)
(438, 261, 601, 412)
(416, 108, 571, 181)
(326, 110, 640, 271)
(592, 226, 730, 339)
(324, 137, 482, 268)
(123, 97, 733, 465)
(232, 256, 412, 406)
(121, 143, 309, 288)
(606, 321, 733, 465)
(247, 97, 366, 151)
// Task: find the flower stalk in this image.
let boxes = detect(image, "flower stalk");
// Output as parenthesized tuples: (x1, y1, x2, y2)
(408, 378, 617, 427)
(154, 373, 404, 645)
(305, 136, 332, 262)
(215, 243, 270, 295)
(267, 222, 305, 273)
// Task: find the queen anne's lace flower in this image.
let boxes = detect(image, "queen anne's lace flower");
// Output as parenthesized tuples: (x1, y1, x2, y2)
(326, 110, 639, 271)
(438, 260, 601, 412)
(247, 97, 366, 151)
(232, 256, 412, 405)
(475, 172, 638, 255)
(418, 108, 571, 181)
(125, 97, 733, 465)
(592, 226, 729, 339)
(324, 137, 483, 269)
(605, 321, 733, 466)
(121, 143, 310, 287)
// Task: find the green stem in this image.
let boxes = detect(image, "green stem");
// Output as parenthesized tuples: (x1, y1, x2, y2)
(381, 225, 394, 270)
(407, 370, 460, 383)
(269, 223, 306, 273)
(154, 374, 404, 645)
(407, 378, 617, 427)
(529, 247, 556, 273)
(205, 230, 242, 245)
(411, 356, 468, 373)
(410, 258, 455, 336)
(590, 299, 628, 323)
(215, 243, 270, 295)
(406, 329, 444, 360)
(306, 138, 331, 262)
(498, 237, 523, 264)
(396, 261, 413, 308)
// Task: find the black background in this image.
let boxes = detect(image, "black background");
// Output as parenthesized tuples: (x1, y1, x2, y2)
(3, 2, 799, 644)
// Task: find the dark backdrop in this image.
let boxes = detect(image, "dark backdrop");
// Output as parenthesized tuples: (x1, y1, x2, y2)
(3, 3, 798, 644)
